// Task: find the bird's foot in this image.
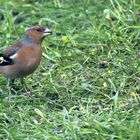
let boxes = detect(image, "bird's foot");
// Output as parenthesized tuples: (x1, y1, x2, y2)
(23, 91, 35, 99)
(6, 86, 18, 100)
(11, 85, 20, 92)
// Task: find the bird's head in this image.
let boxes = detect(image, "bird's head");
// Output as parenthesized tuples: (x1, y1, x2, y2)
(25, 25, 52, 43)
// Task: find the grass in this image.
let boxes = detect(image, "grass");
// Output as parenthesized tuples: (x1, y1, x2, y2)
(0, 0, 140, 139)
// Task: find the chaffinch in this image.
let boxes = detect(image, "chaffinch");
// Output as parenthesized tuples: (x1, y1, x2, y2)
(0, 25, 52, 93)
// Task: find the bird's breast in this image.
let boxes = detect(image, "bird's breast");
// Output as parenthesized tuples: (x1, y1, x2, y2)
(15, 45, 42, 77)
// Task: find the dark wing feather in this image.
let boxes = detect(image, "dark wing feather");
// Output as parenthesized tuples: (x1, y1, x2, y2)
(0, 53, 14, 66)
(0, 47, 20, 66)
(2, 47, 20, 57)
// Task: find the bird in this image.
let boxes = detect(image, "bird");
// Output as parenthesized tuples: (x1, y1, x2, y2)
(0, 25, 52, 94)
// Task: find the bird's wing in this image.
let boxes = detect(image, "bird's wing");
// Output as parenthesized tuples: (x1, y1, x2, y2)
(0, 47, 20, 66)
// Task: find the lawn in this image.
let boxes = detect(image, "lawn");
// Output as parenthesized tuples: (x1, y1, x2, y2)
(0, 0, 140, 139)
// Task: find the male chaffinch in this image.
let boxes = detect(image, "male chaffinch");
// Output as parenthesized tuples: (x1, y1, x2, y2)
(0, 25, 52, 92)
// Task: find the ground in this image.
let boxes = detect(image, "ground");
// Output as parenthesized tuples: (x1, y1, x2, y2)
(0, 0, 140, 139)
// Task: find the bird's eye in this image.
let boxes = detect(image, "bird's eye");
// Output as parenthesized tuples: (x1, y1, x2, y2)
(36, 28, 44, 32)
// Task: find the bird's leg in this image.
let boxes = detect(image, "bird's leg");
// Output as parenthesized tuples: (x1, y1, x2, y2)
(19, 78, 24, 85)
(7, 78, 15, 100)
(7, 78, 19, 91)
(7, 78, 15, 87)
(7, 78, 13, 95)
(19, 78, 29, 92)
(19, 78, 34, 98)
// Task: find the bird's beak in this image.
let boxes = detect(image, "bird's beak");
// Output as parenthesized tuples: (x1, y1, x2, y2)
(43, 28, 52, 36)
